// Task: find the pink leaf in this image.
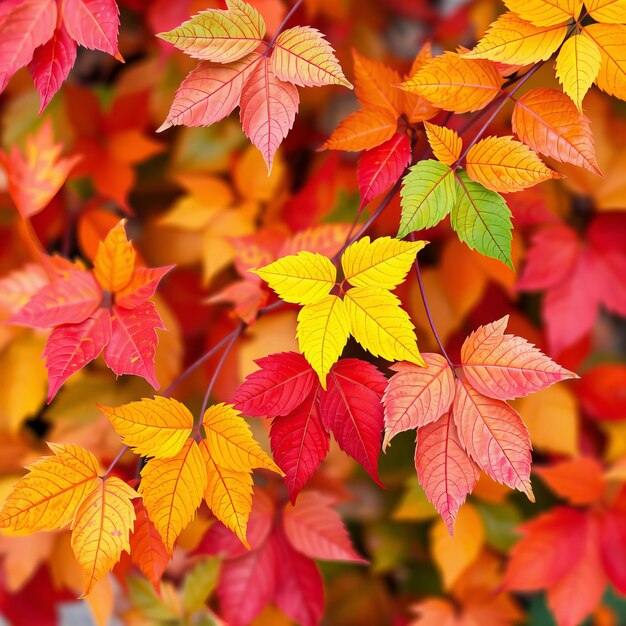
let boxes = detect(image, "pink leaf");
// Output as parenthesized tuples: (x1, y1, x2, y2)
(239, 56, 299, 172)
(158, 53, 262, 131)
(461, 316, 576, 400)
(270, 388, 329, 502)
(357, 133, 411, 209)
(115, 265, 174, 309)
(415, 412, 479, 533)
(383, 353, 455, 448)
(0, 0, 57, 93)
(61, 0, 121, 58)
(9, 270, 101, 328)
(273, 526, 324, 626)
(104, 301, 164, 388)
(44, 308, 112, 402)
(28, 26, 77, 113)
(319, 359, 387, 486)
(282, 491, 366, 563)
(600, 506, 626, 595)
(217, 535, 278, 626)
(453, 379, 533, 498)
(232, 351, 317, 418)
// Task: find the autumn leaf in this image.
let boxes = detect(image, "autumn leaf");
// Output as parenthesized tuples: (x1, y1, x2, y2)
(0, 121, 80, 218)
(0, 443, 99, 534)
(511, 88, 601, 174)
(462, 12, 568, 65)
(465, 135, 562, 193)
(323, 108, 399, 152)
(93, 220, 136, 293)
(98, 396, 194, 459)
(503, 0, 582, 26)
(582, 24, 626, 102)
(71, 476, 138, 595)
(556, 34, 602, 111)
(423, 122, 462, 166)
(400, 52, 504, 113)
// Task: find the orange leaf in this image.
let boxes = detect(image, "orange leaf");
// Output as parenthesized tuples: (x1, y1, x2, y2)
(535, 457, 606, 505)
(401, 52, 503, 113)
(465, 135, 562, 192)
(93, 220, 136, 293)
(352, 50, 403, 114)
(424, 122, 462, 165)
(323, 107, 398, 151)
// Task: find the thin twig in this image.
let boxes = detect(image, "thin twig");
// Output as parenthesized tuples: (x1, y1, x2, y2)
(264, 0, 304, 53)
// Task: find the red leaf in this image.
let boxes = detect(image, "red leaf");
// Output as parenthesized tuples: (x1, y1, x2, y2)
(504, 507, 588, 590)
(0, 0, 57, 93)
(115, 265, 174, 309)
(383, 353, 455, 447)
(44, 308, 112, 402)
(357, 133, 411, 209)
(270, 388, 329, 502)
(600, 504, 626, 595)
(319, 359, 387, 486)
(61, 0, 121, 59)
(461, 316, 576, 400)
(10, 270, 102, 328)
(453, 380, 533, 498)
(535, 457, 606, 505)
(415, 412, 479, 533)
(217, 535, 278, 626)
(282, 491, 366, 563)
(27, 26, 77, 113)
(273, 525, 324, 626)
(576, 364, 626, 421)
(129, 500, 171, 591)
(232, 351, 317, 418)
(104, 301, 164, 389)
(239, 55, 299, 172)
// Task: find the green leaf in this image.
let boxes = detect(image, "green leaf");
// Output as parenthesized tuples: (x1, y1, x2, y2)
(398, 160, 456, 237)
(476, 501, 521, 552)
(182, 558, 220, 613)
(451, 170, 513, 267)
(128, 576, 179, 622)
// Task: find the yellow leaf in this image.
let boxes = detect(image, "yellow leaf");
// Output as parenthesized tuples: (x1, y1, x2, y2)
(585, 0, 626, 23)
(272, 25, 352, 88)
(94, 220, 136, 293)
(98, 397, 194, 459)
(252, 251, 336, 305)
(297, 295, 351, 388)
(0, 330, 47, 433)
(556, 34, 601, 111)
(401, 52, 503, 113)
(424, 122, 462, 166)
(341, 236, 427, 290)
(0, 443, 99, 535)
(516, 385, 579, 456)
(503, 0, 582, 26)
(71, 476, 138, 596)
(202, 403, 282, 474)
(139, 440, 207, 552)
(583, 24, 626, 101)
(430, 503, 484, 589)
(462, 12, 568, 65)
(199, 440, 253, 547)
(465, 135, 562, 193)
(344, 286, 425, 366)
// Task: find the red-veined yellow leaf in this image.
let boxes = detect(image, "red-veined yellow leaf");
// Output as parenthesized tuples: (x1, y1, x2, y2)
(503, 0, 582, 26)
(424, 122, 462, 165)
(555, 34, 601, 112)
(583, 24, 626, 101)
(585, 0, 626, 23)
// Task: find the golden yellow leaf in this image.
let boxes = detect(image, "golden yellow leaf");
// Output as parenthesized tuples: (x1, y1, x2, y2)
(341, 236, 427, 290)
(465, 135, 562, 193)
(583, 24, 626, 101)
(94, 220, 136, 293)
(585, 0, 626, 23)
(462, 12, 568, 65)
(297, 295, 351, 388)
(0, 443, 100, 535)
(516, 385, 579, 456)
(202, 403, 282, 474)
(430, 503, 484, 589)
(556, 34, 601, 111)
(424, 122, 462, 166)
(252, 251, 336, 305)
(199, 440, 253, 547)
(98, 397, 194, 459)
(344, 286, 425, 366)
(139, 440, 207, 552)
(503, 0, 582, 25)
(401, 52, 503, 113)
(71, 476, 138, 595)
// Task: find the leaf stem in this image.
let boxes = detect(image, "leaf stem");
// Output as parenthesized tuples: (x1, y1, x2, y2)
(265, 0, 304, 54)
(102, 445, 129, 478)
